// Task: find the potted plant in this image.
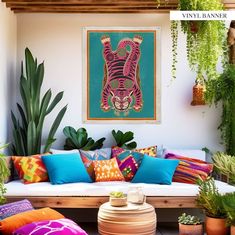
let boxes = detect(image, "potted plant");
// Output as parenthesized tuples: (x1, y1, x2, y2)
(170, 0, 226, 80)
(112, 130, 137, 150)
(0, 144, 10, 204)
(63, 126, 105, 150)
(11, 48, 67, 155)
(109, 191, 127, 207)
(178, 213, 203, 235)
(212, 152, 235, 185)
(222, 192, 235, 235)
(196, 177, 228, 235)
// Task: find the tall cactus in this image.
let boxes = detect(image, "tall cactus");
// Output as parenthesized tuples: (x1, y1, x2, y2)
(11, 48, 67, 155)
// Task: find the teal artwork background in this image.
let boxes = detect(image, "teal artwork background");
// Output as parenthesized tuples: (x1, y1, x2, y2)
(87, 30, 156, 119)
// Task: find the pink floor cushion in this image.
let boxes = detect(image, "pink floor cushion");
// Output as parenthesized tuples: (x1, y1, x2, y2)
(13, 218, 88, 235)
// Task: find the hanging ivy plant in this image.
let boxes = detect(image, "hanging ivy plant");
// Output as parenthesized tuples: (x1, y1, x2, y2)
(171, 0, 227, 80)
(205, 64, 235, 156)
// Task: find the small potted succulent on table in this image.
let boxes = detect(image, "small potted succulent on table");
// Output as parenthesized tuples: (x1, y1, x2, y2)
(109, 191, 127, 207)
(178, 213, 203, 235)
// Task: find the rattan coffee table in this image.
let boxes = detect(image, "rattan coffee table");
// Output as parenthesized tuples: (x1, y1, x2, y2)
(98, 202, 157, 235)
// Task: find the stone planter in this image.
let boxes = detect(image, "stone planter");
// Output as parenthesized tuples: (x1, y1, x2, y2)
(109, 196, 127, 207)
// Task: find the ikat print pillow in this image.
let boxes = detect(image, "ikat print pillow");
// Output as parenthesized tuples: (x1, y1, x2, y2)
(12, 154, 49, 184)
(93, 158, 124, 182)
(112, 145, 157, 160)
(165, 153, 213, 184)
(117, 155, 138, 181)
(13, 218, 88, 235)
(80, 148, 111, 178)
(0, 199, 34, 220)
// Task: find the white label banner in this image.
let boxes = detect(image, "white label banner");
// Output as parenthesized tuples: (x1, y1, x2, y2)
(170, 11, 235, 21)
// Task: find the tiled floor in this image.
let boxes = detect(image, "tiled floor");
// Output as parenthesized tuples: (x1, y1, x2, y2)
(79, 222, 179, 235)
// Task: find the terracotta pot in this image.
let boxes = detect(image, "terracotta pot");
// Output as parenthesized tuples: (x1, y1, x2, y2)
(179, 223, 203, 235)
(231, 225, 235, 235)
(205, 216, 229, 235)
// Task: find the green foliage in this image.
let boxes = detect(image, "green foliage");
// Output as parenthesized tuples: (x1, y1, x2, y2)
(178, 213, 202, 225)
(212, 152, 235, 185)
(205, 64, 235, 155)
(63, 126, 105, 151)
(0, 144, 10, 204)
(11, 48, 67, 155)
(112, 130, 137, 150)
(222, 192, 235, 226)
(196, 177, 226, 218)
(110, 191, 126, 198)
(171, 0, 227, 81)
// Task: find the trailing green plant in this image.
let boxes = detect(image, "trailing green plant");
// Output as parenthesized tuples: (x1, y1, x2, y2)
(11, 48, 67, 155)
(110, 191, 126, 198)
(205, 64, 235, 155)
(0, 144, 10, 204)
(222, 192, 235, 226)
(212, 152, 235, 185)
(171, 0, 227, 80)
(178, 213, 202, 225)
(63, 126, 105, 151)
(196, 177, 226, 218)
(112, 130, 137, 150)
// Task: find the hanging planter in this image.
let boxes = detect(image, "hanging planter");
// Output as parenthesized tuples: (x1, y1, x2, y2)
(191, 80, 206, 106)
(171, 0, 227, 80)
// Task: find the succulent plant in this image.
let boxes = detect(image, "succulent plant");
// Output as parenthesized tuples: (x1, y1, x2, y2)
(110, 191, 126, 198)
(178, 213, 202, 225)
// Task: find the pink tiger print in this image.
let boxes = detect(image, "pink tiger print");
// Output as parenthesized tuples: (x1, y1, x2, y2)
(100, 35, 143, 114)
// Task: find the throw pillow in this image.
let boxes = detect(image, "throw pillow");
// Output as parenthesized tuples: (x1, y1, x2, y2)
(111, 145, 157, 159)
(93, 158, 125, 182)
(3, 156, 12, 183)
(0, 207, 64, 235)
(50, 149, 79, 154)
(12, 154, 49, 184)
(42, 153, 92, 184)
(0, 199, 34, 220)
(13, 218, 88, 235)
(80, 148, 111, 178)
(132, 155, 179, 185)
(165, 153, 213, 184)
(117, 155, 138, 181)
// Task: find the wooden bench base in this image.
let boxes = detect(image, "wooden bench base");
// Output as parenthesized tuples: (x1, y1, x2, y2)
(6, 196, 198, 208)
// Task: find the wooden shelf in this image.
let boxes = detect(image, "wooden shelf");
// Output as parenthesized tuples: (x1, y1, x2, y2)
(1, 0, 234, 13)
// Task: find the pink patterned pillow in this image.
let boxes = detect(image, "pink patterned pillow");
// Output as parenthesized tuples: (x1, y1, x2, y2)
(13, 218, 88, 235)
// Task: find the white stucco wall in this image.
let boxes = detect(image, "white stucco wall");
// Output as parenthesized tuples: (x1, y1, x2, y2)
(16, 13, 223, 152)
(0, 2, 16, 146)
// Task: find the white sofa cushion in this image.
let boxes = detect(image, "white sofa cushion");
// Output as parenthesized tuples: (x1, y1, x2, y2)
(5, 180, 235, 197)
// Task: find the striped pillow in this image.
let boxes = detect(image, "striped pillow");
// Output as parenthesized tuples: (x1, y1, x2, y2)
(165, 153, 213, 184)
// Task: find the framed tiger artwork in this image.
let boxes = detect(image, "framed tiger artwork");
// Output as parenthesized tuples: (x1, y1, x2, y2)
(83, 27, 161, 123)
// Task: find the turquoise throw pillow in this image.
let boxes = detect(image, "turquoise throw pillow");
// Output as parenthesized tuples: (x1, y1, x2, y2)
(132, 155, 179, 185)
(42, 153, 92, 185)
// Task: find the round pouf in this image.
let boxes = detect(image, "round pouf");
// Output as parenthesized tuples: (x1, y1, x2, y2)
(98, 202, 157, 235)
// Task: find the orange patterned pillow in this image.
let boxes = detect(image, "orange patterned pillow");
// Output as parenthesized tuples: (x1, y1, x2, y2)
(12, 154, 49, 184)
(93, 158, 124, 182)
(0, 207, 64, 235)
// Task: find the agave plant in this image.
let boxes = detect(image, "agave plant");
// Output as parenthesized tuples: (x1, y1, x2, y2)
(0, 144, 10, 204)
(178, 213, 202, 225)
(112, 130, 137, 150)
(63, 126, 105, 151)
(11, 48, 67, 155)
